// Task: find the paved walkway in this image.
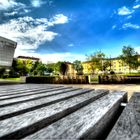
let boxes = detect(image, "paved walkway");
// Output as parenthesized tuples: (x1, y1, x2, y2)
(61, 84, 140, 100)
(0, 82, 139, 100)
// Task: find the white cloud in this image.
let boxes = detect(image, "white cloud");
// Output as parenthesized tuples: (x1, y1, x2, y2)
(112, 25, 116, 29)
(31, 0, 45, 7)
(4, 11, 18, 16)
(4, 9, 31, 16)
(0, 14, 69, 55)
(0, 0, 20, 10)
(14, 50, 86, 63)
(135, 47, 140, 53)
(135, 0, 140, 3)
(68, 44, 74, 47)
(118, 6, 134, 15)
(122, 23, 140, 29)
(0, 0, 31, 16)
(126, 15, 132, 19)
(51, 14, 69, 24)
(133, 4, 140, 9)
(0, 0, 26, 10)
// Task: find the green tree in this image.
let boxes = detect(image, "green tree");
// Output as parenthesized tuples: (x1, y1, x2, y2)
(45, 63, 55, 73)
(87, 51, 108, 73)
(55, 61, 68, 75)
(30, 61, 40, 75)
(36, 62, 47, 76)
(16, 59, 32, 76)
(120, 46, 140, 73)
(0, 67, 6, 78)
(102, 59, 112, 71)
(73, 60, 83, 75)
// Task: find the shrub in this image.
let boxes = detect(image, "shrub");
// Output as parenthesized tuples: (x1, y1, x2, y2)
(26, 76, 55, 83)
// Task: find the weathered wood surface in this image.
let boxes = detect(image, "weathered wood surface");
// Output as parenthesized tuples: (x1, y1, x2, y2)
(0, 87, 80, 107)
(0, 87, 89, 119)
(0, 84, 127, 139)
(0, 84, 57, 92)
(23, 91, 127, 140)
(106, 92, 140, 140)
(0, 84, 63, 95)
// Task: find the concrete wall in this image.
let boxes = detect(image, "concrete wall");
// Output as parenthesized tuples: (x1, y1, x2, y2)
(0, 36, 17, 67)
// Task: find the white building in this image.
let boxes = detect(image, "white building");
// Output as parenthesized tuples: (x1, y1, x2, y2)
(0, 36, 17, 67)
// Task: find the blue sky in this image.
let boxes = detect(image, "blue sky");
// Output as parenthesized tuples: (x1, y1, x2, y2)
(0, 0, 140, 63)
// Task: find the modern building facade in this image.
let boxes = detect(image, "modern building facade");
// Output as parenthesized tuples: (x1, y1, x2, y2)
(0, 36, 17, 67)
(82, 56, 140, 74)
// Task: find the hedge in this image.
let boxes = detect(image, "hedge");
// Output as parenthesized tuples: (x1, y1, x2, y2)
(99, 74, 140, 84)
(26, 76, 89, 84)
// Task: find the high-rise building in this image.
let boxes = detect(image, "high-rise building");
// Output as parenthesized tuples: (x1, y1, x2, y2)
(0, 36, 17, 67)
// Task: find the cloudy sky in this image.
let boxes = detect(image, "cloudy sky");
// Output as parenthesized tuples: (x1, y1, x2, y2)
(0, 0, 140, 63)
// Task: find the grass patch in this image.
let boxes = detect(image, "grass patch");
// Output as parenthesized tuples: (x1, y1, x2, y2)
(0, 78, 21, 81)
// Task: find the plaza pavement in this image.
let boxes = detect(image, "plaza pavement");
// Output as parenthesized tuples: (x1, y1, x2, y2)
(60, 84, 140, 100)
(0, 81, 139, 100)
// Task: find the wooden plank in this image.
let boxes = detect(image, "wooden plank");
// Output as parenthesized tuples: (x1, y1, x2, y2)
(0, 84, 46, 91)
(0, 86, 63, 97)
(0, 89, 108, 139)
(0, 85, 62, 94)
(23, 91, 127, 140)
(0, 86, 68, 99)
(0, 87, 82, 119)
(0, 84, 61, 91)
(0, 87, 80, 107)
(106, 92, 140, 140)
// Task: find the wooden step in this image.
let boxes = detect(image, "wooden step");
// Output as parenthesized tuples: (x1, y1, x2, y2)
(0, 86, 70, 99)
(0, 89, 108, 139)
(106, 92, 140, 140)
(0, 87, 82, 120)
(0, 87, 79, 107)
(0, 84, 63, 94)
(23, 91, 127, 140)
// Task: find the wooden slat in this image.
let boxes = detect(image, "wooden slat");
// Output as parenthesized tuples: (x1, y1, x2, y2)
(0, 84, 62, 92)
(106, 92, 140, 140)
(23, 91, 127, 140)
(0, 86, 70, 99)
(0, 87, 79, 107)
(0, 89, 108, 139)
(0, 87, 81, 119)
(0, 85, 62, 94)
(0, 84, 46, 91)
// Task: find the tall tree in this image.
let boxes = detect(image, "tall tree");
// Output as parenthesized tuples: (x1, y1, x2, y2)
(36, 62, 47, 76)
(87, 51, 108, 73)
(73, 60, 83, 75)
(55, 61, 68, 76)
(0, 67, 6, 78)
(120, 46, 140, 73)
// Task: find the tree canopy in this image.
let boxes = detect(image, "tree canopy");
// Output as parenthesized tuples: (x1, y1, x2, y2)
(87, 51, 110, 73)
(73, 60, 83, 75)
(55, 61, 68, 75)
(120, 46, 140, 72)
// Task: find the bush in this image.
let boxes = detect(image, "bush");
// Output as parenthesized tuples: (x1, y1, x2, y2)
(99, 73, 140, 84)
(26, 76, 55, 83)
(26, 76, 89, 84)
(110, 71, 115, 75)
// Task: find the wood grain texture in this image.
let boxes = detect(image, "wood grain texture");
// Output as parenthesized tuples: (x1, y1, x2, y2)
(23, 91, 127, 140)
(0, 87, 85, 119)
(106, 92, 140, 140)
(0, 86, 72, 100)
(0, 88, 107, 139)
(0, 87, 80, 107)
(0, 84, 127, 139)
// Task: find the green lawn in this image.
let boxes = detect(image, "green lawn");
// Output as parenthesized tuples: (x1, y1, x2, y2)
(0, 78, 21, 81)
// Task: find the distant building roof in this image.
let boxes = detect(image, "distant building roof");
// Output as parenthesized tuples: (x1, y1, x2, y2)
(17, 56, 40, 61)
